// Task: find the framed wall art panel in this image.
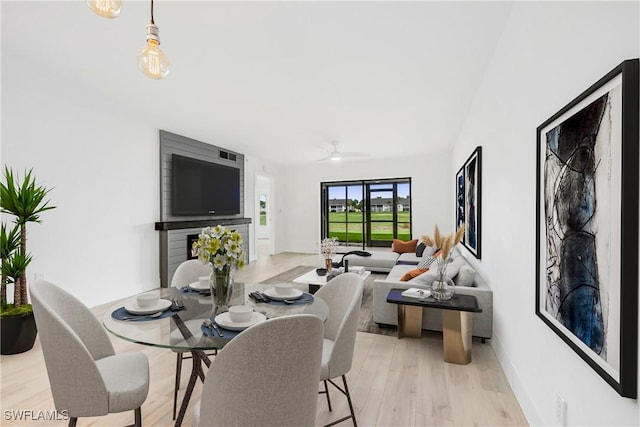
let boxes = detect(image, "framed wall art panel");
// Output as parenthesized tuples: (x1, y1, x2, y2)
(535, 58, 638, 398)
(456, 146, 482, 258)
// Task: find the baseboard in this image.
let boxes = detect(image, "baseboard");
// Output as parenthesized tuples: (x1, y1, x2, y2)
(491, 333, 543, 426)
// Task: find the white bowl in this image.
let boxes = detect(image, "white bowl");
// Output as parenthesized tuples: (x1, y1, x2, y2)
(229, 305, 253, 323)
(198, 276, 209, 288)
(136, 293, 159, 308)
(275, 283, 294, 295)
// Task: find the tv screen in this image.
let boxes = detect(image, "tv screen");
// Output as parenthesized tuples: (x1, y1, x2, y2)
(172, 154, 241, 216)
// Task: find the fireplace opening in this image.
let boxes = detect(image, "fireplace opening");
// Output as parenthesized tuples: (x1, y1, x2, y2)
(187, 234, 199, 260)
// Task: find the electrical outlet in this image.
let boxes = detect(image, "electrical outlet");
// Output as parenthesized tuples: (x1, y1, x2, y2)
(33, 272, 44, 281)
(556, 393, 567, 426)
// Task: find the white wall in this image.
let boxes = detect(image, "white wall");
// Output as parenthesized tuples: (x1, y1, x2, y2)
(2, 53, 160, 307)
(280, 151, 452, 254)
(452, 2, 639, 425)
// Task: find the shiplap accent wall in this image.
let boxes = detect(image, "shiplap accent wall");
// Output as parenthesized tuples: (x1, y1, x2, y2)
(160, 130, 244, 221)
(158, 131, 250, 286)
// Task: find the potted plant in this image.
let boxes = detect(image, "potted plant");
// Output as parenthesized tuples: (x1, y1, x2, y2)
(0, 167, 55, 355)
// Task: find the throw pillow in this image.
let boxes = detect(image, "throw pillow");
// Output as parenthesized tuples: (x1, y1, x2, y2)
(417, 255, 436, 269)
(422, 244, 437, 257)
(392, 239, 418, 254)
(455, 264, 477, 287)
(400, 268, 428, 282)
(409, 254, 466, 285)
(415, 242, 426, 257)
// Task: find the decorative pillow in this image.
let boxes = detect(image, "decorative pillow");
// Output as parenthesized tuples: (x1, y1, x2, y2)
(415, 242, 426, 257)
(392, 239, 418, 254)
(417, 255, 436, 269)
(422, 245, 437, 257)
(409, 254, 465, 285)
(455, 264, 477, 287)
(400, 268, 428, 282)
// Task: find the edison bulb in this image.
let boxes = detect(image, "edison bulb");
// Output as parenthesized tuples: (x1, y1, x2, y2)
(137, 24, 170, 79)
(87, 0, 122, 18)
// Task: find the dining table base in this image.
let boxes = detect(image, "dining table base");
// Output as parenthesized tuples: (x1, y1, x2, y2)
(175, 349, 210, 427)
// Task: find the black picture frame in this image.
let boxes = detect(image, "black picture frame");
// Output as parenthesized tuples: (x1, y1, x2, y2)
(456, 146, 482, 259)
(535, 59, 639, 398)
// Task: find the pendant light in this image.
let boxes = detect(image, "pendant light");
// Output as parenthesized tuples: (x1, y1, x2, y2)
(136, 0, 170, 79)
(86, 0, 122, 18)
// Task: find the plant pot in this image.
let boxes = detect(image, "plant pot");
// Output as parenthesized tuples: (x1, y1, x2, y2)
(0, 312, 38, 355)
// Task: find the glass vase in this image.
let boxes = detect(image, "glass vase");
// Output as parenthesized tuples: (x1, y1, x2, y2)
(210, 266, 233, 316)
(325, 257, 333, 272)
(431, 274, 455, 301)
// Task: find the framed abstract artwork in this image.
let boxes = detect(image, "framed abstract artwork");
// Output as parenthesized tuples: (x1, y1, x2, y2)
(535, 59, 639, 398)
(456, 146, 482, 258)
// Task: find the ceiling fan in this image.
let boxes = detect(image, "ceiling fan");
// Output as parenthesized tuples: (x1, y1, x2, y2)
(320, 141, 368, 162)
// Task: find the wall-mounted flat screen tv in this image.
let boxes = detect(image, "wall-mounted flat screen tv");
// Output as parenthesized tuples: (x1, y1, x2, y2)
(172, 154, 241, 216)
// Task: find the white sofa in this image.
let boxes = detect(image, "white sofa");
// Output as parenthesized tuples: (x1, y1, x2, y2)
(371, 248, 493, 340)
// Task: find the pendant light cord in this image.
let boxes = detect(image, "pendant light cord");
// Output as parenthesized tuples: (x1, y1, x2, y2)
(150, 0, 155, 24)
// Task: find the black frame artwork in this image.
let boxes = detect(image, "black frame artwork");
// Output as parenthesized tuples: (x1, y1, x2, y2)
(456, 146, 482, 259)
(535, 59, 639, 398)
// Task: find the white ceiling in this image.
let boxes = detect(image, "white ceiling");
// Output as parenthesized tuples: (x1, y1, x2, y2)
(2, 1, 513, 164)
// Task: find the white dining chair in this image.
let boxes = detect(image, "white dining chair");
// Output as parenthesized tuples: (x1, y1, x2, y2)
(192, 314, 324, 427)
(30, 280, 149, 427)
(315, 272, 364, 427)
(170, 259, 215, 419)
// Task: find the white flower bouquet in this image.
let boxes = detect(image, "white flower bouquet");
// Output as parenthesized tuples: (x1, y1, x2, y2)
(192, 225, 245, 271)
(320, 237, 339, 260)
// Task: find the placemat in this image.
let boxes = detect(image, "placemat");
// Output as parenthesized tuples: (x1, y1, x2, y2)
(111, 307, 179, 321)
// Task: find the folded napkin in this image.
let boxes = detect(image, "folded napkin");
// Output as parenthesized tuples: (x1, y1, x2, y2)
(111, 307, 178, 321)
(180, 286, 210, 295)
(249, 292, 314, 306)
(200, 320, 242, 339)
(401, 288, 431, 299)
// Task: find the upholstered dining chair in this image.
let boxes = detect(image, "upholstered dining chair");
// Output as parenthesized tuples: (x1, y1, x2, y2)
(192, 314, 324, 427)
(170, 259, 215, 419)
(30, 280, 149, 427)
(315, 272, 364, 427)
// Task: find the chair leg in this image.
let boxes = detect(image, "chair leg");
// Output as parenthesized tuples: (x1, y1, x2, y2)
(173, 353, 183, 420)
(342, 375, 357, 427)
(68, 417, 77, 427)
(324, 380, 332, 411)
(134, 407, 142, 427)
(323, 375, 357, 427)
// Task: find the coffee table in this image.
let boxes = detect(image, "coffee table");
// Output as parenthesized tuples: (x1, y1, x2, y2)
(386, 289, 482, 365)
(293, 268, 371, 294)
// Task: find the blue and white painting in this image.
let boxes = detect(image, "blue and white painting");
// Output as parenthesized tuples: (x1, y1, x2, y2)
(541, 77, 623, 375)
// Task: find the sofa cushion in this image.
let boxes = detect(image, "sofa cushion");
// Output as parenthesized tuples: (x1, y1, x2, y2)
(455, 264, 477, 287)
(392, 239, 418, 254)
(385, 264, 416, 281)
(397, 252, 421, 265)
(399, 268, 428, 281)
(415, 242, 426, 257)
(344, 251, 399, 272)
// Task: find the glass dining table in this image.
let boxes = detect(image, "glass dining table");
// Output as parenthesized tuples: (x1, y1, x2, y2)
(102, 282, 328, 427)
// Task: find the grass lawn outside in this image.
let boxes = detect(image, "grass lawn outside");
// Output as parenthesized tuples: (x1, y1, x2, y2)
(328, 211, 411, 243)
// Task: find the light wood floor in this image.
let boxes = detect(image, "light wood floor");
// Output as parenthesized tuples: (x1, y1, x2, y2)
(0, 243, 528, 426)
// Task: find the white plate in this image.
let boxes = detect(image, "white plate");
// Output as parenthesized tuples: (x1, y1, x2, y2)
(188, 281, 210, 291)
(263, 288, 303, 301)
(214, 311, 267, 331)
(124, 298, 172, 315)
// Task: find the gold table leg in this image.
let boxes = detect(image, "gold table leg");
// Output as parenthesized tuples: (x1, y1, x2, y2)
(397, 305, 422, 338)
(442, 310, 473, 364)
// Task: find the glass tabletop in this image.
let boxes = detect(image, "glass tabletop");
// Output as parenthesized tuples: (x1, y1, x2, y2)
(102, 283, 328, 351)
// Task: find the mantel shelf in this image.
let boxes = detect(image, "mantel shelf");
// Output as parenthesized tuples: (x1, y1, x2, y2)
(155, 218, 252, 231)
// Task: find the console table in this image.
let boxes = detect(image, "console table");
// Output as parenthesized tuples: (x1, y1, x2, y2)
(386, 289, 482, 365)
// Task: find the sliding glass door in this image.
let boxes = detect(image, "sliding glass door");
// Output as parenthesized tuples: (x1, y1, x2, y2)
(321, 178, 411, 249)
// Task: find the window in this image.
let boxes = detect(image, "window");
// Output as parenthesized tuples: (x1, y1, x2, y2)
(321, 178, 411, 249)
